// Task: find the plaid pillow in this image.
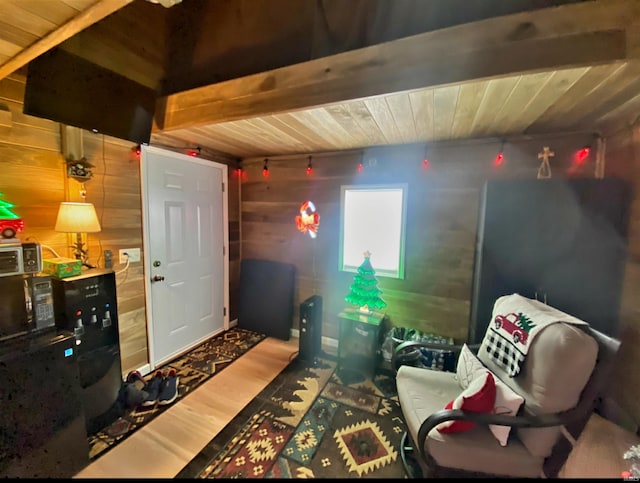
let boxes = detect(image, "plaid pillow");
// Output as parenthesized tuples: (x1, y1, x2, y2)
(482, 328, 525, 377)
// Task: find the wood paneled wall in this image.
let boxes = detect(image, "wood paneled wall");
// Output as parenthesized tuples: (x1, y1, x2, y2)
(0, 73, 67, 257)
(0, 72, 147, 374)
(1, 72, 240, 376)
(74, 132, 148, 373)
(241, 132, 605, 342)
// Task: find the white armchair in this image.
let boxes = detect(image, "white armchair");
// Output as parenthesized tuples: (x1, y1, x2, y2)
(393, 294, 621, 478)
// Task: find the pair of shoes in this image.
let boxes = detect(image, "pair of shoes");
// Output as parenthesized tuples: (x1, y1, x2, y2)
(141, 370, 164, 406)
(158, 369, 179, 406)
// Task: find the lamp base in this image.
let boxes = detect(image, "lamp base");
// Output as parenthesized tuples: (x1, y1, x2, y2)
(70, 240, 95, 269)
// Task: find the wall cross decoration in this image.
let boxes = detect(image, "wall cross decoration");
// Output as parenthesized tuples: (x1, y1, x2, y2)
(537, 146, 555, 179)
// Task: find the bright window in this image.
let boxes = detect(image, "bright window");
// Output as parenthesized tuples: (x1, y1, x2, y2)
(339, 184, 408, 279)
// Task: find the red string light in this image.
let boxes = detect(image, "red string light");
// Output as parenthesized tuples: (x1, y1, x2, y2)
(576, 146, 590, 164)
(422, 144, 430, 171)
(306, 155, 313, 175)
(233, 158, 243, 178)
(262, 158, 269, 177)
(494, 140, 506, 167)
(357, 162, 363, 172)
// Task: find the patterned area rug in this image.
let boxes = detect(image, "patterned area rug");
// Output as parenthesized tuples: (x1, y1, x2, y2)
(88, 327, 266, 461)
(178, 355, 415, 478)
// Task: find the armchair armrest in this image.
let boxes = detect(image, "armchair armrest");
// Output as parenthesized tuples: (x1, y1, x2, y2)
(391, 340, 481, 372)
(416, 399, 598, 463)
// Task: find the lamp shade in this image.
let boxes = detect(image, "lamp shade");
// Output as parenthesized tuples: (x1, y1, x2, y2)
(55, 202, 101, 233)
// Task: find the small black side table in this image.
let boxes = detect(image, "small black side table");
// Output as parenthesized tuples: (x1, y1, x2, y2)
(336, 308, 385, 384)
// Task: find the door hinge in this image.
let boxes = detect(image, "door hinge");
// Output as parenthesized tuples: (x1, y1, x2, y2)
(223, 307, 227, 316)
(223, 245, 226, 256)
(222, 182, 225, 192)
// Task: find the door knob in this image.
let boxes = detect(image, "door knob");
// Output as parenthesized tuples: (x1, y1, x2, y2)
(152, 275, 165, 282)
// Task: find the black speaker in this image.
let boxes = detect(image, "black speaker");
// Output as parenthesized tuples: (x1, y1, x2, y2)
(299, 295, 322, 364)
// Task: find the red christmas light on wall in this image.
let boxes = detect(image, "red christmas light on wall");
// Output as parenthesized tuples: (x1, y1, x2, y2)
(233, 158, 244, 178)
(493, 140, 506, 167)
(262, 158, 269, 177)
(357, 162, 363, 172)
(306, 155, 313, 175)
(575, 146, 590, 164)
(422, 144, 430, 170)
(187, 146, 201, 157)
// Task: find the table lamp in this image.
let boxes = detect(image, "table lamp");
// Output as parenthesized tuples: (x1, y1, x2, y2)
(55, 202, 101, 268)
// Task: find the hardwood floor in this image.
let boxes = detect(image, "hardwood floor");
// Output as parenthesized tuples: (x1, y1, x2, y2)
(74, 336, 300, 479)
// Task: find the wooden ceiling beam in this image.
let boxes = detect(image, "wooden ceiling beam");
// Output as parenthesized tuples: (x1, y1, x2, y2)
(0, 0, 134, 81)
(156, 0, 640, 132)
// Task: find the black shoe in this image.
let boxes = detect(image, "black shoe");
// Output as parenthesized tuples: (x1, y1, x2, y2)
(126, 370, 146, 391)
(141, 370, 163, 406)
(158, 369, 179, 406)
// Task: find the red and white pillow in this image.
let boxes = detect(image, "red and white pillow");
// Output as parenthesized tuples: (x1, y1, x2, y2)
(436, 370, 496, 434)
(453, 344, 525, 445)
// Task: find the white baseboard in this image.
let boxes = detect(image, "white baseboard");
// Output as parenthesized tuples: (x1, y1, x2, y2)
(290, 328, 338, 349)
(135, 363, 152, 377)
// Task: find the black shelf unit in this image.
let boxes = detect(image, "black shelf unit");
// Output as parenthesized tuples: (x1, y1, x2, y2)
(468, 177, 631, 344)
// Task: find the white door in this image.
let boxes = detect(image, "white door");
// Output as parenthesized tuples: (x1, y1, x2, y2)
(141, 145, 228, 368)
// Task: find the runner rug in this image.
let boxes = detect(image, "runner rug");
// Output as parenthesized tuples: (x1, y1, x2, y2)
(177, 356, 416, 479)
(88, 327, 266, 461)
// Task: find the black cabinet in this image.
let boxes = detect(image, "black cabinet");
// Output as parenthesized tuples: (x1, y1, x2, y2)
(469, 178, 631, 344)
(0, 331, 89, 477)
(337, 308, 385, 383)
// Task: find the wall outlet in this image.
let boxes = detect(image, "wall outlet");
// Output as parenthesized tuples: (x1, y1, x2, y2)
(119, 248, 141, 264)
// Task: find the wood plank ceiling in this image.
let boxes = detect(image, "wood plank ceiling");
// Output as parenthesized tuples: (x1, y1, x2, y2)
(158, 63, 640, 158)
(0, 0, 639, 159)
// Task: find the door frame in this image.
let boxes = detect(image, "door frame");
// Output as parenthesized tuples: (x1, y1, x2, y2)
(140, 145, 230, 370)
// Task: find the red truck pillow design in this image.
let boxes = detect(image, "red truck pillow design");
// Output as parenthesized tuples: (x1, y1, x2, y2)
(494, 312, 536, 345)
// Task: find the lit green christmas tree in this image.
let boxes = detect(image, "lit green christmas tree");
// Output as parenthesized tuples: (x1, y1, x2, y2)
(345, 251, 387, 313)
(0, 192, 20, 220)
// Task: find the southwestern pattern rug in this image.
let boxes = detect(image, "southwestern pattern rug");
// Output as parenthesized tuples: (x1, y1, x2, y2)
(88, 327, 266, 462)
(178, 356, 417, 479)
